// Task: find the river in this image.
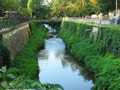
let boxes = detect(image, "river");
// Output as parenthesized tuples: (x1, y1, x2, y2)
(38, 24, 93, 90)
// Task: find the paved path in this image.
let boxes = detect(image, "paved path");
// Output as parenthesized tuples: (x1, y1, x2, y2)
(63, 17, 111, 27)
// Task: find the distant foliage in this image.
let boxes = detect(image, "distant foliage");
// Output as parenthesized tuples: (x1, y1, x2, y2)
(97, 0, 120, 13)
(49, 0, 97, 17)
(59, 21, 120, 90)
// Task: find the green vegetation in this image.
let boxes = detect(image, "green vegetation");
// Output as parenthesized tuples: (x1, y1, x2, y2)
(13, 21, 46, 78)
(0, 0, 49, 19)
(0, 34, 11, 68)
(0, 66, 17, 89)
(49, 0, 97, 17)
(49, 0, 120, 17)
(27, 0, 42, 17)
(0, 0, 20, 16)
(0, 21, 63, 89)
(110, 25, 120, 30)
(97, 0, 120, 14)
(59, 21, 120, 90)
(1, 0, 119, 19)
(0, 66, 63, 89)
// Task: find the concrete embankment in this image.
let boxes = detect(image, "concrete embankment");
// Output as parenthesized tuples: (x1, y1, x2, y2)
(0, 22, 30, 59)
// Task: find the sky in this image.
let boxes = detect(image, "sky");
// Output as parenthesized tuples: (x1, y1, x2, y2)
(43, 0, 51, 5)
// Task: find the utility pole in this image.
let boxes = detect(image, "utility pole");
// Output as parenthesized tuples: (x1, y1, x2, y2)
(115, 0, 118, 24)
(82, 0, 84, 7)
(116, 0, 118, 16)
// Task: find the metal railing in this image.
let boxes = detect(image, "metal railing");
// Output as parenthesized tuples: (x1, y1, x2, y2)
(0, 14, 29, 31)
(63, 17, 111, 25)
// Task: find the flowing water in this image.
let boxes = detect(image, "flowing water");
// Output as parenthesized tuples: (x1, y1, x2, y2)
(38, 24, 93, 90)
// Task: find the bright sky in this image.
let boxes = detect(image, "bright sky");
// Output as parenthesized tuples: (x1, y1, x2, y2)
(43, 0, 51, 5)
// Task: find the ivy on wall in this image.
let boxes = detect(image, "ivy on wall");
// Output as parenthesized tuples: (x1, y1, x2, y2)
(59, 21, 120, 90)
(0, 34, 11, 68)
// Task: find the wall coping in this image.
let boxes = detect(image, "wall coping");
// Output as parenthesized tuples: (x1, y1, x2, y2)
(0, 22, 29, 34)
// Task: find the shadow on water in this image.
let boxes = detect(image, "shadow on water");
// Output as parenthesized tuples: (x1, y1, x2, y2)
(62, 53, 95, 82)
(38, 24, 94, 90)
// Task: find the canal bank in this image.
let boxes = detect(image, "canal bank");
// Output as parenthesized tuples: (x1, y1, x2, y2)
(13, 21, 46, 78)
(59, 21, 120, 90)
(1, 21, 63, 89)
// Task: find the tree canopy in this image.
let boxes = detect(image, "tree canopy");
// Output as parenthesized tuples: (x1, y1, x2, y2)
(97, 0, 115, 13)
(0, 0, 120, 18)
(49, 0, 97, 17)
(0, 0, 20, 16)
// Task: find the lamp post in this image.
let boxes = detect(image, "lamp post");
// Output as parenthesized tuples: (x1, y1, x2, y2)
(116, 0, 118, 16)
(115, 0, 118, 24)
(82, 0, 84, 7)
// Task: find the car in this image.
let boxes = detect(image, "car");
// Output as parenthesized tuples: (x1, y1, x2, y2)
(110, 16, 120, 24)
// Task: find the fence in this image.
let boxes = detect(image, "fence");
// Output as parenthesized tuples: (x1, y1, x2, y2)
(63, 17, 111, 25)
(0, 12, 29, 30)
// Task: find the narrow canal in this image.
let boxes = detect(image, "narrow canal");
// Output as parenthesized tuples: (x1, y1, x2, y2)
(38, 24, 93, 90)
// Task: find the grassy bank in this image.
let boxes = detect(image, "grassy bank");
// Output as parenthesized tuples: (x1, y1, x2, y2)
(59, 21, 120, 90)
(13, 21, 46, 78)
(0, 21, 63, 89)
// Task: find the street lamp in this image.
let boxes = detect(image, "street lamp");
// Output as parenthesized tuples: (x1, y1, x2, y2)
(115, 0, 118, 24)
(82, 0, 84, 7)
(116, 0, 118, 16)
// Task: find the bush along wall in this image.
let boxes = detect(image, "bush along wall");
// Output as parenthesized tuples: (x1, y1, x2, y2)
(0, 21, 63, 90)
(59, 21, 120, 90)
(13, 21, 46, 79)
(0, 34, 11, 68)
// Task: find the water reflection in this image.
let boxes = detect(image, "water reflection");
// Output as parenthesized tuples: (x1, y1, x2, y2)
(38, 24, 93, 90)
(63, 55, 94, 81)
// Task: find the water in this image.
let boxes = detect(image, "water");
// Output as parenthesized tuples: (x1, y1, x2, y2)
(38, 24, 93, 90)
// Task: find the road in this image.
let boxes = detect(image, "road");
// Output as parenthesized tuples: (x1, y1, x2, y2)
(63, 17, 111, 25)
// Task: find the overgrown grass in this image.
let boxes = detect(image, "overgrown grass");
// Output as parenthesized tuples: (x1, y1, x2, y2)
(59, 21, 120, 90)
(13, 21, 46, 78)
(110, 25, 120, 30)
(0, 21, 64, 90)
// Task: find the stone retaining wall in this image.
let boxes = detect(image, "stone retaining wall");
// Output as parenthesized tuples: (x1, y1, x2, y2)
(1, 22, 30, 59)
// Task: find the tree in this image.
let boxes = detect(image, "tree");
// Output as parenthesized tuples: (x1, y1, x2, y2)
(2, 0, 20, 11)
(0, 0, 21, 16)
(34, 5, 51, 19)
(49, 0, 66, 16)
(49, 0, 97, 17)
(49, 0, 82, 17)
(27, 0, 43, 18)
(20, 0, 28, 8)
(84, 3, 96, 15)
(90, 0, 96, 5)
(96, 0, 120, 13)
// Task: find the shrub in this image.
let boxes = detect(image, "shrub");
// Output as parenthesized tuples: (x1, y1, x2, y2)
(59, 21, 120, 90)
(13, 21, 46, 78)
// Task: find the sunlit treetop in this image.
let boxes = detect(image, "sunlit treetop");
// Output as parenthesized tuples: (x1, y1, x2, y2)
(90, 0, 96, 5)
(66, 1, 77, 9)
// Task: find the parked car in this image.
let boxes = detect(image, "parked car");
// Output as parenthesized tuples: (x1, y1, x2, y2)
(110, 16, 120, 24)
(117, 17, 120, 24)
